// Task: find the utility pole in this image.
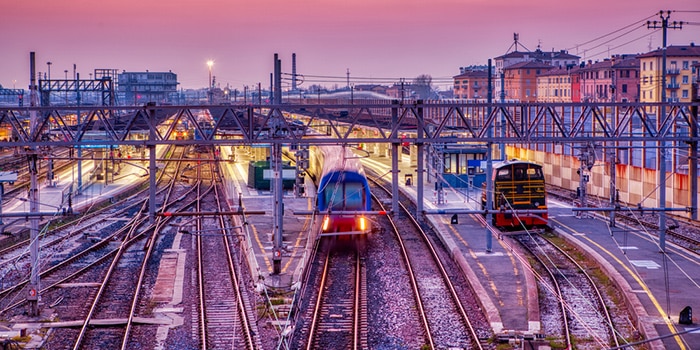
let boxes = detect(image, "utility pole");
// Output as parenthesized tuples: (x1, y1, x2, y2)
(28, 52, 40, 316)
(690, 82, 698, 221)
(486, 59, 494, 252)
(272, 54, 283, 274)
(648, 10, 683, 251)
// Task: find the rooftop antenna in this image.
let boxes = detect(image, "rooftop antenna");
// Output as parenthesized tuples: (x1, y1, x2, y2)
(505, 33, 531, 54)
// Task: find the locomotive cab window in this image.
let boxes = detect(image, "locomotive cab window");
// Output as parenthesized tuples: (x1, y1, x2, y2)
(324, 182, 364, 211)
(344, 183, 364, 210)
(496, 169, 511, 180)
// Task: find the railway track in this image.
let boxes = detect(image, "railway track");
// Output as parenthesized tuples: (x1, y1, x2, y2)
(70, 146, 191, 349)
(193, 155, 260, 349)
(0, 145, 211, 349)
(371, 178, 488, 349)
(514, 232, 618, 349)
(305, 246, 366, 349)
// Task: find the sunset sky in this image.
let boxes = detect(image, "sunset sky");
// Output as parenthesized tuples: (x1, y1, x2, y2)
(2, 0, 699, 91)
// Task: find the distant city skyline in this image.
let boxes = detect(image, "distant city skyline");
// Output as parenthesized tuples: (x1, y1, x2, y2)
(2, 0, 699, 91)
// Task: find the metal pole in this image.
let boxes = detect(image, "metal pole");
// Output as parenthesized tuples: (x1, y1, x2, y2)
(499, 68, 506, 160)
(416, 100, 424, 219)
(0, 184, 3, 233)
(76, 73, 82, 194)
(28, 52, 40, 316)
(690, 83, 698, 220)
(647, 10, 682, 250)
(272, 142, 283, 274)
(486, 59, 494, 252)
(658, 12, 669, 251)
(272, 54, 283, 274)
(148, 104, 157, 225)
(609, 151, 617, 227)
(391, 100, 400, 217)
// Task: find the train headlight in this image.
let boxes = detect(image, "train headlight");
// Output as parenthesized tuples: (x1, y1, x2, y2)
(534, 201, 540, 207)
(358, 217, 367, 231)
(322, 216, 330, 232)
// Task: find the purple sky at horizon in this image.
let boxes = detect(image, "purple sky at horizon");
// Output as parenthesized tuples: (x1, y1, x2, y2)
(2, 0, 699, 91)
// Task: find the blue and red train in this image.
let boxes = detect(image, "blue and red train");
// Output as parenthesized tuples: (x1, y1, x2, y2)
(307, 144, 373, 236)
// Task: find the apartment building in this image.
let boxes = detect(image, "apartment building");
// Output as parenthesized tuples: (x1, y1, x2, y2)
(611, 55, 640, 102)
(503, 61, 554, 102)
(452, 69, 490, 100)
(537, 67, 576, 102)
(638, 44, 700, 103)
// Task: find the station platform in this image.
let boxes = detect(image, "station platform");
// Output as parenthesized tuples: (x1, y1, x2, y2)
(1, 156, 150, 234)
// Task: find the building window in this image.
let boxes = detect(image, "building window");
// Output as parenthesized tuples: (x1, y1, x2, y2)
(683, 61, 689, 70)
(622, 84, 627, 93)
(683, 90, 689, 98)
(643, 62, 646, 70)
(682, 76, 689, 84)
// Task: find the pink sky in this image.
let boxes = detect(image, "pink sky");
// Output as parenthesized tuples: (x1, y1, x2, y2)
(2, 0, 699, 91)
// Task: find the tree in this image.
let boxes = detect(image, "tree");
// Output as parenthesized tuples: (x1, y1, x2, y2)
(412, 74, 433, 99)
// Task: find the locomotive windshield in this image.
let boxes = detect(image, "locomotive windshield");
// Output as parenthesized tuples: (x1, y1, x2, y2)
(324, 182, 364, 211)
(496, 164, 543, 181)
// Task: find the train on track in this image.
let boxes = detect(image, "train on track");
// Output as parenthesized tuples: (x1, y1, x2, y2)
(307, 144, 373, 237)
(481, 159, 548, 228)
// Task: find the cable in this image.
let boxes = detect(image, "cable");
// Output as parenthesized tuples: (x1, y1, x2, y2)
(567, 13, 660, 52)
(584, 29, 662, 60)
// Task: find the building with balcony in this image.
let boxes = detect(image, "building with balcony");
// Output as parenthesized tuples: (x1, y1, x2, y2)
(117, 70, 179, 105)
(452, 69, 490, 100)
(494, 48, 579, 101)
(638, 44, 700, 103)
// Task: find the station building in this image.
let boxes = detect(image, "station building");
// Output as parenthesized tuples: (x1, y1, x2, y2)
(117, 70, 179, 105)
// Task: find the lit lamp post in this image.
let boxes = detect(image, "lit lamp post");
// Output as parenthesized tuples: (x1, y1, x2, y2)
(207, 60, 214, 104)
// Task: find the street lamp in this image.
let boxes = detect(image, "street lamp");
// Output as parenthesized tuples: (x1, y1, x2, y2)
(64, 70, 69, 105)
(207, 60, 214, 104)
(46, 62, 52, 81)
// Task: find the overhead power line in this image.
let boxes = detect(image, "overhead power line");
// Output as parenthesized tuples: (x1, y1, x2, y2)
(585, 29, 661, 59)
(567, 12, 659, 52)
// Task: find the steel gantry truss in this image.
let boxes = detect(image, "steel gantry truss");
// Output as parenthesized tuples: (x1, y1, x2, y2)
(0, 100, 698, 147)
(1, 100, 698, 253)
(38, 78, 114, 107)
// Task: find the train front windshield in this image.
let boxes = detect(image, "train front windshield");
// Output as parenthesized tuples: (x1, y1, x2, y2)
(496, 165, 543, 181)
(325, 182, 364, 211)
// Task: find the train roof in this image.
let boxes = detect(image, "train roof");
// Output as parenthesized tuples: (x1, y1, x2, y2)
(493, 159, 542, 169)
